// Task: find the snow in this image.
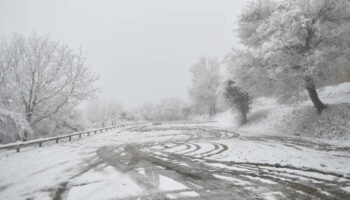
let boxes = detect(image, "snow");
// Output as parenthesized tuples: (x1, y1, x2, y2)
(261, 167, 338, 181)
(207, 163, 251, 172)
(186, 142, 212, 156)
(209, 138, 350, 174)
(318, 82, 350, 105)
(0, 128, 177, 200)
(164, 144, 188, 153)
(0, 107, 33, 143)
(213, 174, 251, 186)
(241, 175, 277, 184)
(0, 119, 349, 199)
(341, 186, 350, 193)
(67, 167, 143, 200)
(214, 110, 237, 128)
(0, 145, 83, 199)
(261, 192, 285, 200)
(0, 127, 205, 200)
(166, 191, 200, 199)
(214, 82, 350, 141)
(158, 175, 188, 191)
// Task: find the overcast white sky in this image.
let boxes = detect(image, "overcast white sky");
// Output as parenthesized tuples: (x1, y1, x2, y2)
(0, 0, 247, 109)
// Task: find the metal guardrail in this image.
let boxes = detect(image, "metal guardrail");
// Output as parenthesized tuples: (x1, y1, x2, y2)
(152, 120, 217, 125)
(0, 123, 138, 153)
(0, 121, 216, 153)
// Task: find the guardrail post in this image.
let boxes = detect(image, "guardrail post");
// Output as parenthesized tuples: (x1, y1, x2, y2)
(69, 136, 72, 141)
(79, 134, 81, 139)
(56, 138, 59, 143)
(16, 144, 20, 152)
(39, 142, 42, 147)
(100, 129, 103, 133)
(87, 132, 90, 136)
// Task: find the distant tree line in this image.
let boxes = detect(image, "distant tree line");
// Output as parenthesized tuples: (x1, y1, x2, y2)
(137, 98, 187, 121)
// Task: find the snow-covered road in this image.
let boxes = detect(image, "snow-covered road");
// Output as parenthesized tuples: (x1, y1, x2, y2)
(0, 124, 350, 200)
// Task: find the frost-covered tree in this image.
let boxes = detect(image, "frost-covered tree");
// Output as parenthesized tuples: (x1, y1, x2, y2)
(137, 98, 186, 121)
(222, 80, 252, 125)
(0, 107, 33, 143)
(85, 99, 124, 127)
(156, 98, 185, 121)
(0, 33, 98, 132)
(188, 57, 221, 116)
(138, 103, 156, 121)
(238, 0, 276, 48)
(225, 49, 276, 98)
(237, 0, 350, 112)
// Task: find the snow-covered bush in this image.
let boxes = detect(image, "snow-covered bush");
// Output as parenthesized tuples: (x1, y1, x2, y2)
(275, 103, 350, 139)
(0, 107, 33, 143)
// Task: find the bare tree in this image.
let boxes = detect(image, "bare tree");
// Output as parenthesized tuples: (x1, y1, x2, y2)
(0, 33, 98, 130)
(85, 99, 124, 126)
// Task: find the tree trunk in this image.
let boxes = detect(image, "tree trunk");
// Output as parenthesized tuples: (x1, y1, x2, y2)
(24, 105, 32, 123)
(209, 105, 216, 116)
(240, 109, 247, 125)
(305, 78, 327, 114)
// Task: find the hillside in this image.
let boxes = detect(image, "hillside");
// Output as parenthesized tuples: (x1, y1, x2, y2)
(216, 82, 350, 142)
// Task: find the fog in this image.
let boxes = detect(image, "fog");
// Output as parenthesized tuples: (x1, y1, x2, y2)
(0, 0, 246, 109)
(2, 1, 350, 199)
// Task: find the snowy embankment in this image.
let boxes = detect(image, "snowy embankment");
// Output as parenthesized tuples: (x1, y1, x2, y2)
(215, 82, 350, 142)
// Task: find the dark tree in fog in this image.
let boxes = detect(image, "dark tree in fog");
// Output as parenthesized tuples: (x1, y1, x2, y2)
(223, 80, 252, 125)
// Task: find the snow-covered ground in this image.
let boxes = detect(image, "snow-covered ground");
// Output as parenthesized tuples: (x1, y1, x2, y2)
(0, 123, 349, 200)
(0, 126, 189, 200)
(215, 82, 350, 144)
(1, 81, 350, 199)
